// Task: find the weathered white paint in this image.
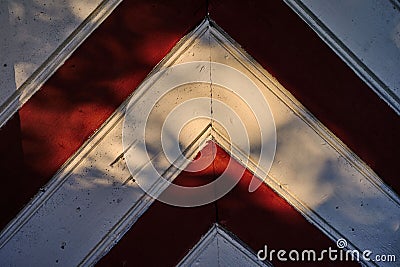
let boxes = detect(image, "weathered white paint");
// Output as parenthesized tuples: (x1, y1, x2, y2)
(177, 224, 270, 267)
(284, 0, 400, 114)
(0, 19, 398, 267)
(0, 0, 122, 128)
(123, 62, 276, 206)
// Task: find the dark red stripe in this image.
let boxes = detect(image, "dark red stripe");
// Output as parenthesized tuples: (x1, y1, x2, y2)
(0, 0, 206, 230)
(97, 142, 360, 266)
(209, 0, 400, 192)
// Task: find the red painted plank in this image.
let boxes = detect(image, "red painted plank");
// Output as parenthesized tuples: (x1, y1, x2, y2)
(0, 114, 35, 229)
(0, 0, 206, 230)
(209, 0, 400, 193)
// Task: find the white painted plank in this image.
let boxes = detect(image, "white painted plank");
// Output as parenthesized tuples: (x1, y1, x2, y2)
(0, 0, 122, 128)
(284, 0, 400, 114)
(0, 118, 145, 266)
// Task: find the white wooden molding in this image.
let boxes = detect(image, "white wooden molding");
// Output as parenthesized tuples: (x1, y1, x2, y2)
(0, 0, 122, 128)
(177, 223, 271, 267)
(284, 0, 400, 114)
(0, 19, 398, 267)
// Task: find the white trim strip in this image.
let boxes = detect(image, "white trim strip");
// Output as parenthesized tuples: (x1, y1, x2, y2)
(284, 0, 400, 114)
(0, 0, 123, 128)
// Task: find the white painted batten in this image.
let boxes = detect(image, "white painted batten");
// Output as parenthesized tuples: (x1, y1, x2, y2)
(177, 224, 271, 267)
(0, 0, 122, 129)
(0, 19, 398, 267)
(284, 0, 400, 114)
